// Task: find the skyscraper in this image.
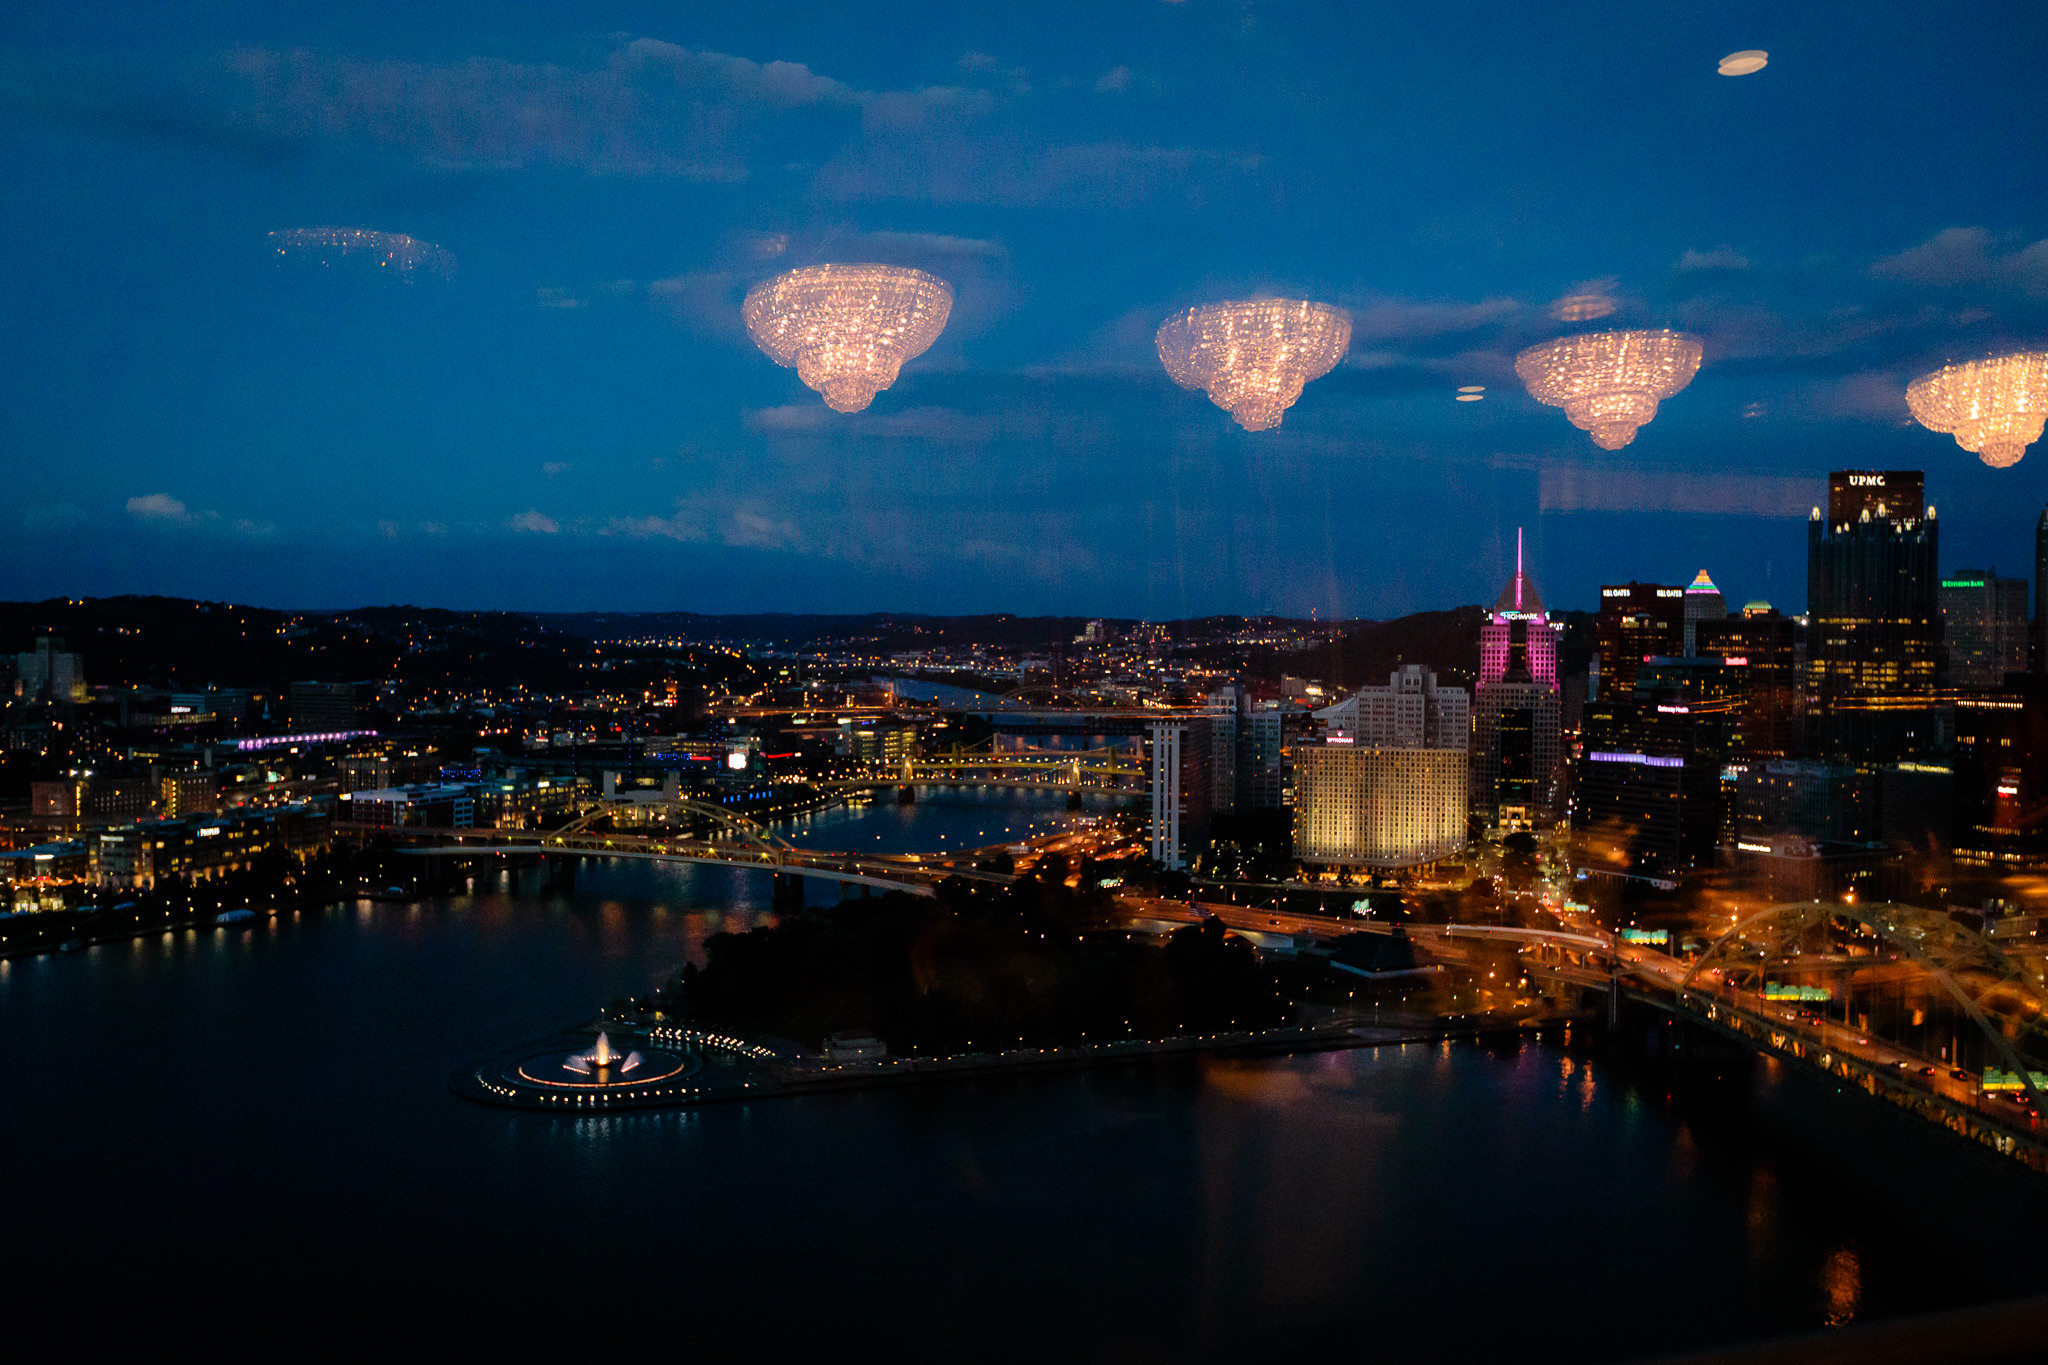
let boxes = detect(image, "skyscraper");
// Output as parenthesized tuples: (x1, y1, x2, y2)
(14, 637, 86, 702)
(1953, 675, 2048, 866)
(1294, 744, 1468, 871)
(2033, 502, 2048, 672)
(1472, 531, 1563, 829)
(1940, 570, 2029, 687)
(1682, 569, 1726, 656)
(1806, 471, 1941, 767)
(1594, 582, 1684, 698)
(1314, 665, 1470, 749)
(1695, 603, 1800, 758)
(1148, 717, 1215, 871)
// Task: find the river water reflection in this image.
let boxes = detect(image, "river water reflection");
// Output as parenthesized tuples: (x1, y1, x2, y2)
(4, 789, 2045, 1357)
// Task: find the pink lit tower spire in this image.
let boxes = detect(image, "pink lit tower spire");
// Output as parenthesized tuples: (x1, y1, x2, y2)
(1473, 526, 1564, 829)
(1480, 527, 1557, 687)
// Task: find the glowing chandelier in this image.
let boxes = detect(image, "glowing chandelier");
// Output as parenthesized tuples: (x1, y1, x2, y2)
(1905, 351, 2048, 469)
(742, 264, 953, 413)
(1514, 328, 1703, 449)
(1155, 299, 1352, 431)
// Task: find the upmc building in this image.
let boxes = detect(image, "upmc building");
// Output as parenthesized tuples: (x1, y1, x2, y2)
(1808, 469, 1939, 768)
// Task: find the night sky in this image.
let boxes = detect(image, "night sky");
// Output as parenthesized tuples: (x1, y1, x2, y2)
(3, 1, 2046, 619)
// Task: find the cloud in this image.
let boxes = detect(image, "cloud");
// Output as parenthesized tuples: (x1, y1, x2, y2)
(127, 493, 191, 523)
(603, 495, 800, 550)
(1800, 371, 1914, 423)
(746, 405, 834, 434)
(541, 462, 573, 476)
(1870, 227, 2048, 294)
(854, 230, 1005, 261)
(22, 36, 1251, 208)
(950, 51, 1029, 94)
(506, 510, 559, 534)
(1348, 296, 1521, 344)
(378, 520, 400, 538)
(18, 504, 92, 531)
(203, 39, 862, 178)
(814, 124, 1262, 208)
(1675, 246, 1751, 272)
(124, 493, 282, 535)
(1095, 66, 1134, 94)
(746, 404, 1000, 442)
(1540, 464, 1814, 517)
(723, 506, 802, 550)
(604, 509, 707, 542)
(646, 269, 745, 332)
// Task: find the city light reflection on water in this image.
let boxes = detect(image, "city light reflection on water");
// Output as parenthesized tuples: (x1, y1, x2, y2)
(4, 792, 2048, 1356)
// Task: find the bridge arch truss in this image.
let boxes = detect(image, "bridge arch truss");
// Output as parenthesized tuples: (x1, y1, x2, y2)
(1678, 900, 2048, 1112)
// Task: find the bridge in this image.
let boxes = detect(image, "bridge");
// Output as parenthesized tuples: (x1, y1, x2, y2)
(1531, 900, 2048, 1169)
(820, 741, 1149, 797)
(1129, 892, 2048, 1169)
(351, 798, 1014, 898)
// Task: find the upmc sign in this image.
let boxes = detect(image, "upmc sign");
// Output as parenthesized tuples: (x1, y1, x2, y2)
(1828, 469, 1924, 523)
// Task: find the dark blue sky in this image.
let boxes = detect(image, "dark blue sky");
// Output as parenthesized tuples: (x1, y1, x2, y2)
(3, 1, 2046, 618)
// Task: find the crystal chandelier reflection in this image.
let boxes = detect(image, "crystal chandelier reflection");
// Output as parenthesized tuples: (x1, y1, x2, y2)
(1155, 299, 1352, 431)
(742, 264, 954, 413)
(1906, 351, 2048, 469)
(1549, 293, 1616, 323)
(1514, 328, 1704, 449)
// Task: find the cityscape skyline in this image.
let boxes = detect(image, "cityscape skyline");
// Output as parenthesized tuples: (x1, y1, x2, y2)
(17, 5, 2048, 1356)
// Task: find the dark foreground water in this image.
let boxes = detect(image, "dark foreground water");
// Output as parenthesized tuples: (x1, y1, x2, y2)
(5, 791, 2047, 1359)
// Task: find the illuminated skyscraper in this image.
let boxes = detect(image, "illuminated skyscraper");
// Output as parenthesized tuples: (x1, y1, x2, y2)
(1682, 569, 1726, 656)
(1806, 471, 1941, 767)
(1294, 743, 1468, 871)
(1695, 603, 1799, 758)
(1472, 531, 1562, 829)
(1594, 582, 1684, 698)
(1314, 665, 1469, 750)
(1940, 570, 2028, 687)
(2033, 502, 2048, 672)
(1148, 718, 1216, 871)
(14, 637, 86, 702)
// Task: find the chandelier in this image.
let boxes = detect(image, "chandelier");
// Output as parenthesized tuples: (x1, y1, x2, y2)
(1155, 299, 1352, 431)
(742, 264, 953, 413)
(1514, 329, 1703, 449)
(269, 227, 456, 280)
(1549, 293, 1615, 323)
(1906, 351, 2048, 469)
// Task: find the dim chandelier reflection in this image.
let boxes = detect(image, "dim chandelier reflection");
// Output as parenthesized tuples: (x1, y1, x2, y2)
(1906, 350, 2048, 469)
(742, 264, 954, 413)
(268, 228, 457, 281)
(1154, 299, 1353, 431)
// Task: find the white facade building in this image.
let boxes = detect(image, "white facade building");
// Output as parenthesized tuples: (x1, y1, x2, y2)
(1314, 665, 1469, 750)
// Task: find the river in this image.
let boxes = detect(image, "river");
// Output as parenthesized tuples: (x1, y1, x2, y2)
(4, 788, 2045, 1358)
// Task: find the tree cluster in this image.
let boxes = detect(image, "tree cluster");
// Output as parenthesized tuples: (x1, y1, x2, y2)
(651, 868, 1289, 1052)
